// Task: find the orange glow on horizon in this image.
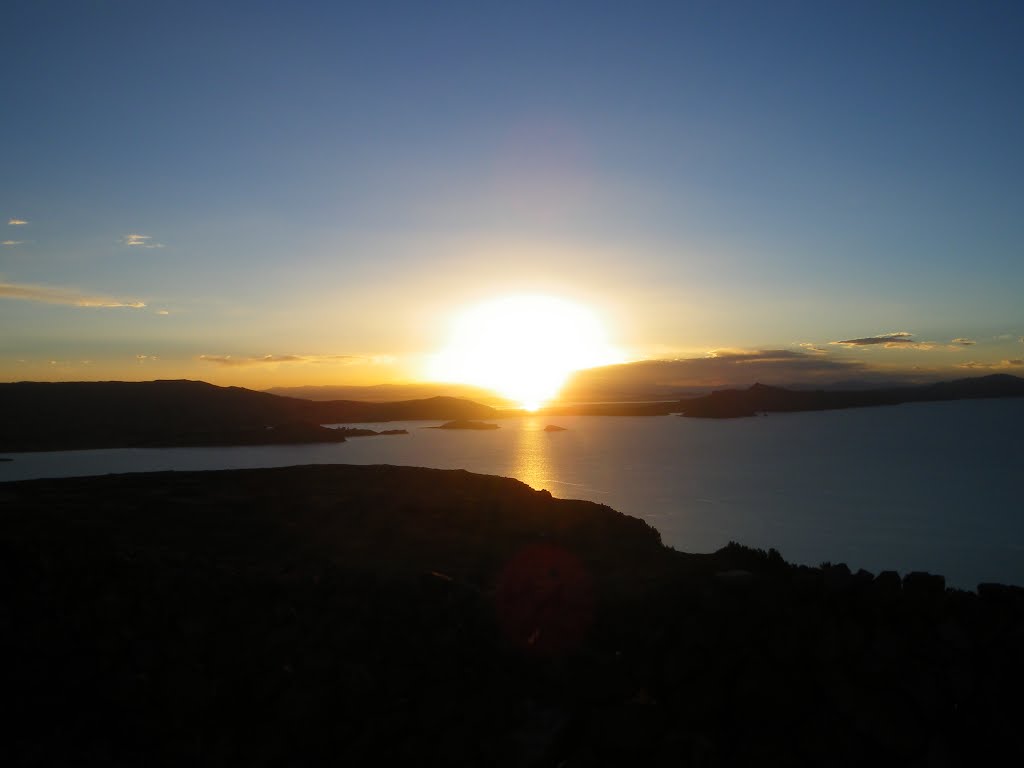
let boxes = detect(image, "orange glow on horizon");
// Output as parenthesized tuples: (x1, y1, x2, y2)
(426, 294, 623, 410)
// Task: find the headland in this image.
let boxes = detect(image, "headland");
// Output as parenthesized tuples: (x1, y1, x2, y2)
(2, 464, 1021, 765)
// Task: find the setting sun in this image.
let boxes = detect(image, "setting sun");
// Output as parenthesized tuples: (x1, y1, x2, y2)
(427, 294, 623, 410)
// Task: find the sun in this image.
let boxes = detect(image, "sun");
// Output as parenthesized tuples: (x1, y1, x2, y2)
(427, 294, 623, 410)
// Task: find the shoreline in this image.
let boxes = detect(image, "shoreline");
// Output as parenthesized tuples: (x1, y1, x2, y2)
(4, 375, 1023, 451)
(3, 464, 1022, 764)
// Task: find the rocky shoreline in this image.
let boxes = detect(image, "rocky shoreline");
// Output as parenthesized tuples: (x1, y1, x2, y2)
(2, 465, 1022, 766)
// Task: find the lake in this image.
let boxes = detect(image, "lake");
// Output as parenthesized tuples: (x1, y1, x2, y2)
(2, 398, 1022, 589)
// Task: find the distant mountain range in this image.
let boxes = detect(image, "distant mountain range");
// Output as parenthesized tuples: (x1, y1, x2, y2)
(678, 373, 1024, 418)
(265, 383, 515, 406)
(0, 380, 497, 452)
(2, 374, 1021, 452)
(558, 357, 953, 402)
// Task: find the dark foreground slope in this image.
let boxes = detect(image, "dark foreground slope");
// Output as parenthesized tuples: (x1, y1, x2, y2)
(0, 380, 496, 451)
(680, 373, 1024, 418)
(2, 465, 1023, 767)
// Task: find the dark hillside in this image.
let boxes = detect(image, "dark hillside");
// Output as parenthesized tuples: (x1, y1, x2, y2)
(0, 380, 496, 450)
(2, 465, 1022, 766)
(680, 374, 1024, 418)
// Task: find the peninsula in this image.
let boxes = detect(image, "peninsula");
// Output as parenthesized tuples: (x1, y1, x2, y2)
(2, 464, 1021, 765)
(0, 380, 495, 452)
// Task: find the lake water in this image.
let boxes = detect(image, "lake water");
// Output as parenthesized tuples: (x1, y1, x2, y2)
(2, 399, 1022, 589)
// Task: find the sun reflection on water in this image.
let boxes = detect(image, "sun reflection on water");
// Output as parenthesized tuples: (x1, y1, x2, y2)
(511, 416, 553, 491)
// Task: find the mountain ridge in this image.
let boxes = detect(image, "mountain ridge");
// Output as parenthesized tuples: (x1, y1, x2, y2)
(3, 374, 1021, 450)
(679, 373, 1024, 418)
(0, 379, 497, 452)
(265, 382, 514, 406)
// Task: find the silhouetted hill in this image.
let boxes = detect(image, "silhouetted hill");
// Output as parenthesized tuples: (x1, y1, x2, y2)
(0, 380, 497, 451)
(559, 357, 929, 402)
(266, 382, 515, 406)
(679, 374, 1024, 418)
(2, 464, 1022, 765)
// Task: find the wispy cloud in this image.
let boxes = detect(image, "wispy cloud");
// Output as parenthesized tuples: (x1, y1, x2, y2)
(950, 338, 975, 346)
(832, 332, 915, 347)
(830, 332, 935, 350)
(0, 280, 145, 308)
(7, 218, 28, 226)
(136, 354, 158, 363)
(155, 309, 170, 316)
(956, 359, 1024, 370)
(798, 342, 828, 355)
(46, 359, 94, 368)
(705, 348, 818, 363)
(198, 354, 359, 367)
(121, 233, 164, 249)
(2, 240, 24, 246)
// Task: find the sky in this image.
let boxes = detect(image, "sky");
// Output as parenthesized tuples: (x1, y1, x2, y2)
(2, 0, 1023, 392)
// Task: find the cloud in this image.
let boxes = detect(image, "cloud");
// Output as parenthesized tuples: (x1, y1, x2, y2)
(155, 309, 170, 315)
(831, 332, 915, 347)
(46, 359, 93, 368)
(136, 354, 158, 363)
(956, 359, 1024, 370)
(950, 338, 975, 346)
(8, 218, 28, 226)
(798, 343, 828, 355)
(830, 332, 936, 350)
(2, 240, 24, 246)
(0, 280, 145, 308)
(121, 233, 165, 249)
(198, 354, 359, 367)
(706, 348, 816, 363)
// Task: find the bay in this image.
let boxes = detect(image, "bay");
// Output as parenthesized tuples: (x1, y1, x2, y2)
(2, 398, 1022, 589)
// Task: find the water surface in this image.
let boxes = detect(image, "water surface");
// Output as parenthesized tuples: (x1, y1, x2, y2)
(3, 399, 1022, 589)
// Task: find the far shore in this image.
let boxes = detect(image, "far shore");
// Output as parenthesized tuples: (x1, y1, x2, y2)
(1, 374, 1022, 452)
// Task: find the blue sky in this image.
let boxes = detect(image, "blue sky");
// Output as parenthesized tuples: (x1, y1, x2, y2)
(2, 0, 1022, 388)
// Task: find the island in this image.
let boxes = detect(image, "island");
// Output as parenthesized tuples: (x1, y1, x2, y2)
(2, 464, 1022, 765)
(543, 424, 568, 431)
(430, 419, 501, 430)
